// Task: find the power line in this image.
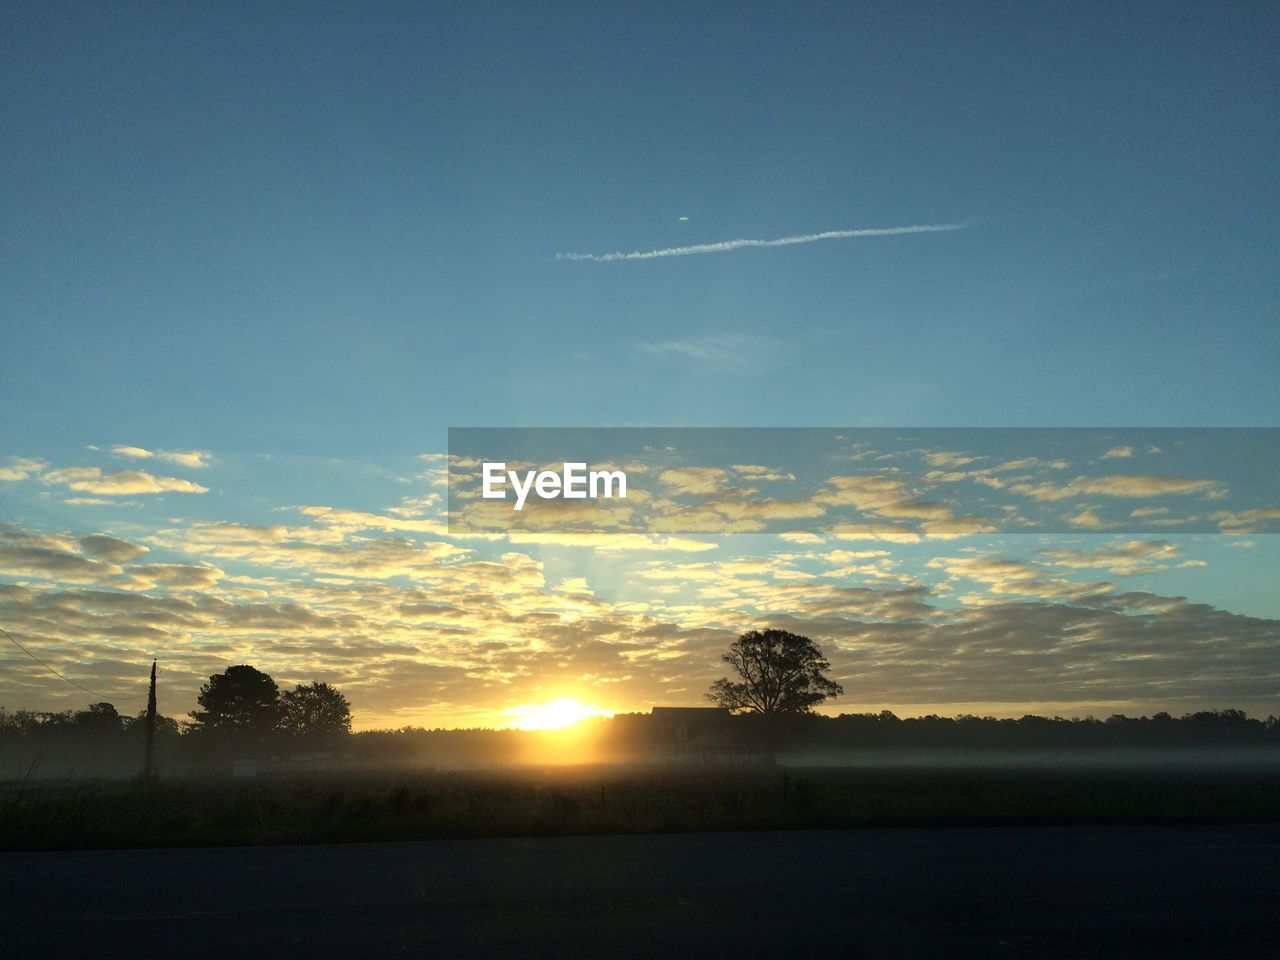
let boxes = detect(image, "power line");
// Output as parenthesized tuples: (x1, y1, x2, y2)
(0, 620, 116, 701)
(0, 499, 139, 705)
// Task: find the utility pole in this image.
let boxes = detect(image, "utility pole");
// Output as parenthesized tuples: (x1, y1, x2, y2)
(142, 659, 157, 780)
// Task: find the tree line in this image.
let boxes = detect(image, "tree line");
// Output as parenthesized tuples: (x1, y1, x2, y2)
(0, 664, 352, 774)
(699, 629, 1280, 749)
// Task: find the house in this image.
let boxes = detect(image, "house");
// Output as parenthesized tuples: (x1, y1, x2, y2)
(648, 706, 767, 764)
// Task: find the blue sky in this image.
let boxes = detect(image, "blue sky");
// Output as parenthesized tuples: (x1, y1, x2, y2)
(1, 3, 1277, 726)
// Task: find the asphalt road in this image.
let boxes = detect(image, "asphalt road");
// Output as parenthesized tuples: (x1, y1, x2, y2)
(3, 825, 1278, 958)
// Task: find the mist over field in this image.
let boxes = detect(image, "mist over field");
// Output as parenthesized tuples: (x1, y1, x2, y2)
(778, 745, 1280, 770)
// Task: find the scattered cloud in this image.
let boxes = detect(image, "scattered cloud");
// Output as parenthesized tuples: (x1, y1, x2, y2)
(80, 533, 149, 563)
(1038, 540, 1183, 576)
(0, 458, 47, 481)
(1007, 474, 1226, 502)
(731, 465, 796, 482)
(122, 563, 225, 591)
(778, 532, 825, 545)
(658, 467, 731, 496)
(111, 445, 154, 460)
(923, 450, 981, 467)
(161, 450, 211, 469)
(111, 446, 211, 468)
(1212, 506, 1280, 533)
(1067, 507, 1114, 529)
(505, 532, 717, 552)
(42, 467, 209, 495)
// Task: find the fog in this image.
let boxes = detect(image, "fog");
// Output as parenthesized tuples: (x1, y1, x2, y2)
(780, 746, 1280, 770)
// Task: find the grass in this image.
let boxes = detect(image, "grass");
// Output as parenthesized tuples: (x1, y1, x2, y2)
(4, 763, 1279, 851)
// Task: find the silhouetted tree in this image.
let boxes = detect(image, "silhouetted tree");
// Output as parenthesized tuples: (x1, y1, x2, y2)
(188, 665, 280, 747)
(706, 629, 843, 719)
(126, 710, 179, 737)
(74, 702, 123, 733)
(279, 681, 352, 747)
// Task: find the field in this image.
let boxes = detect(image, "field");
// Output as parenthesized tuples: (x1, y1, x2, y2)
(5, 760, 1280, 851)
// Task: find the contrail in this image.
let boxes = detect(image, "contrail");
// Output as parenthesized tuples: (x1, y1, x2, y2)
(557, 222, 965, 262)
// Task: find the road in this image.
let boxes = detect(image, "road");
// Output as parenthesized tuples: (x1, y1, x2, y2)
(3, 825, 1278, 958)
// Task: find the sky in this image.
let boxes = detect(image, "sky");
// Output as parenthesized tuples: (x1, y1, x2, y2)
(1, 2, 1277, 728)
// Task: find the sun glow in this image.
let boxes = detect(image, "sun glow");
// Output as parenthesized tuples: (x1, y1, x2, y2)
(508, 697, 612, 731)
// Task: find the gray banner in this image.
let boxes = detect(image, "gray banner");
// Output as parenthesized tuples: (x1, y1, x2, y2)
(448, 428, 1280, 537)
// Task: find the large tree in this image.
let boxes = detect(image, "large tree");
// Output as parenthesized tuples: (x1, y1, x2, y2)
(189, 665, 281, 739)
(706, 629, 843, 718)
(74, 702, 123, 734)
(279, 681, 352, 746)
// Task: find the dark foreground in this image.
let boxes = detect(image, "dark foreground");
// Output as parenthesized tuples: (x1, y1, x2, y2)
(3, 824, 1278, 959)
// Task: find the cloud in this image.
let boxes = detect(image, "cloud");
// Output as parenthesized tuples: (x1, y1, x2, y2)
(111, 445, 154, 459)
(558, 223, 965, 262)
(637, 333, 780, 373)
(731, 465, 796, 482)
(649, 506, 768, 534)
(1007, 474, 1226, 502)
(0, 458, 47, 481)
(505, 532, 718, 552)
(1038, 540, 1183, 576)
(297, 505, 448, 536)
(658, 467, 731, 496)
(923, 450, 981, 467)
(1212, 506, 1280, 533)
(150, 520, 468, 580)
(813, 475, 916, 512)
(697, 497, 827, 523)
(0, 541, 122, 583)
(160, 450, 210, 469)
(42, 467, 209, 495)
(918, 516, 999, 538)
(828, 522, 921, 543)
(111, 446, 211, 468)
(80, 534, 149, 563)
(1100, 446, 1135, 459)
(1067, 507, 1114, 529)
(814, 475, 961, 525)
(779, 532, 825, 545)
(121, 563, 225, 591)
(928, 555, 1044, 586)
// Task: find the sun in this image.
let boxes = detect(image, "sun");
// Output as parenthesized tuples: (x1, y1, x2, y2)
(508, 697, 611, 731)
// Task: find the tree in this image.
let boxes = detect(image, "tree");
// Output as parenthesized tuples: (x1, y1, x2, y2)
(127, 710, 179, 737)
(74, 702, 123, 734)
(279, 681, 352, 746)
(188, 665, 280, 741)
(706, 629, 843, 718)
